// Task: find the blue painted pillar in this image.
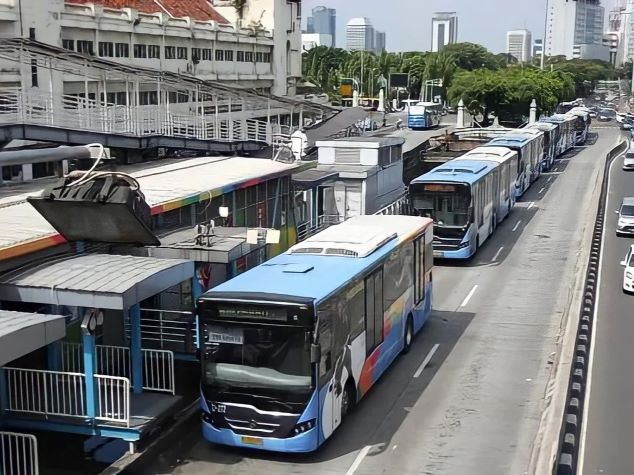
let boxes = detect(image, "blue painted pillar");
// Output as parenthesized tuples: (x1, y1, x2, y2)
(129, 304, 143, 394)
(82, 332, 97, 420)
(0, 367, 8, 416)
(192, 276, 203, 350)
(47, 341, 62, 371)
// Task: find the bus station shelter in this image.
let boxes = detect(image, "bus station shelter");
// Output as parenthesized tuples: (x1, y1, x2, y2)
(0, 253, 195, 448)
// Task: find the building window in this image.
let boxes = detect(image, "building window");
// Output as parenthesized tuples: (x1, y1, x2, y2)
(77, 40, 94, 55)
(98, 41, 114, 57)
(237, 51, 245, 62)
(224, 50, 234, 61)
(62, 39, 74, 51)
(256, 52, 264, 62)
(115, 42, 129, 57)
(192, 47, 202, 62)
(134, 44, 147, 58)
(245, 51, 254, 62)
(139, 91, 158, 105)
(148, 45, 160, 59)
(31, 59, 38, 87)
(202, 48, 212, 61)
(177, 47, 188, 59)
(215, 49, 224, 61)
(165, 46, 176, 59)
(263, 52, 271, 63)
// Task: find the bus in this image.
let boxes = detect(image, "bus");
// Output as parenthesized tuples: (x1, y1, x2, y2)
(409, 159, 499, 259)
(567, 107, 591, 145)
(460, 146, 519, 224)
(483, 133, 543, 197)
(527, 122, 558, 171)
(197, 215, 434, 452)
(407, 102, 442, 129)
(542, 114, 577, 155)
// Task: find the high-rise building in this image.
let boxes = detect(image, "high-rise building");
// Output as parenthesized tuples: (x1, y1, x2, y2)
(346, 17, 375, 52)
(533, 38, 544, 58)
(507, 29, 532, 62)
(431, 12, 458, 52)
(545, 0, 605, 59)
(375, 31, 386, 54)
(306, 6, 336, 47)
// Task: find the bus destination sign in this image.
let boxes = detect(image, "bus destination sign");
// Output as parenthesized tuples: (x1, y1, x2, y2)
(424, 184, 456, 192)
(216, 306, 288, 322)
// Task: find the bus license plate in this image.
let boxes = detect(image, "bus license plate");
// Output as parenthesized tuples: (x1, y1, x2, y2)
(241, 436, 263, 446)
(208, 327, 243, 345)
(433, 251, 443, 258)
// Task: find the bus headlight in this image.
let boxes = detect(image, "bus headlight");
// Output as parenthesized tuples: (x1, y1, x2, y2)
(459, 241, 470, 249)
(292, 419, 316, 435)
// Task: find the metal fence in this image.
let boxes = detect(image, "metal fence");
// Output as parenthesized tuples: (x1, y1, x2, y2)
(0, 87, 272, 144)
(94, 375, 130, 426)
(0, 431, 39, 475)
(127, 309, 194, 354)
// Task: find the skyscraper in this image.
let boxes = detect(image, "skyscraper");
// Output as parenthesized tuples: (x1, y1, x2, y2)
(346, 17, 375, 52)
(431, 12, 458, 52)
(545, 0, 605, 59)
(375, 31, 386, 54)
(306, 6, 336, 47)
(507, 30, 532, 62)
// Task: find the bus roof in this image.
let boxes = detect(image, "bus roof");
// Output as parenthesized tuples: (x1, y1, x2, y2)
(485, 135, 535, 147)
(201, 215, 433, 305)
(411, 159, 497, 186)
(529, 122, 557, 131)
(543, 114, 575, 123)
(461, 146, 517, 163)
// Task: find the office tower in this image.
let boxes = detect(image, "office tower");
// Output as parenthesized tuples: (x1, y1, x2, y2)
(507, 29, 532, 62)
(545, 0, 605, 59)
(306, 6, 336, 46)
(346, 17, 375, 52)
(431, 12, 458, 52)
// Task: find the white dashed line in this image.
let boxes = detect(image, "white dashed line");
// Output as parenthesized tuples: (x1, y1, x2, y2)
(538, 187, 545, 194)
(460, 284, 478, 307)
(528, 201, 535, 210)
(413, 343, 440, 378)
(345, 445, 372, 475)
(512, 220, 522, 232)
(491, 246, 504, 262)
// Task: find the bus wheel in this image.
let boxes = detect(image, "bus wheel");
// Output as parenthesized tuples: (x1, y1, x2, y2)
(341, 381, 356, 417)
(402, 315, 414, 354)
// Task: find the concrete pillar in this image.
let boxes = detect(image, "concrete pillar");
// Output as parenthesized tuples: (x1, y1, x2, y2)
(22, 164, 33, 181)
(82, 332, 97, 419)
(129, 304, 143, 394)
(456, 99, 466, 129)
(378, 89, 385, 112)
(529, 99, 537, 124)
(352, 89, 359, 108)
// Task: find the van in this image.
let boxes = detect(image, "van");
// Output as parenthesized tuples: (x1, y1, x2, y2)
(616, 197, 634, 236)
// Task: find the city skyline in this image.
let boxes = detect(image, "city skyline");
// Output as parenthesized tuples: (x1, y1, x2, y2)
(302, 0, 618, 53)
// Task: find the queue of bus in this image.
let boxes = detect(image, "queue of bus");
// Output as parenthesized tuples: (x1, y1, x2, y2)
(193, 106, 592, 454)
(408, 107, 591, 260)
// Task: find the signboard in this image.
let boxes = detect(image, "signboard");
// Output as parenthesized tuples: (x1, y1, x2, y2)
(217, 306, 288, 322)
(423, 184, 457, 192)
(390, 73, 409, 89)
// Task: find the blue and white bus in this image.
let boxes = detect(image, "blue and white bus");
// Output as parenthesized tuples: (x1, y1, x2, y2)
(407, 102, 442, 129)
(567, 107, 591, 145)
(197, 215, 434, 452)
(460, 146, 519, 224)
(483, 133, 543, 197)
(527, 122, 558, 171)
(409, 159, 499, 259)
(542, 114, 577, 156)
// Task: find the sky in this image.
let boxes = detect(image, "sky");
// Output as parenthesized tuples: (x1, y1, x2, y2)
(302, 0, 620, 54)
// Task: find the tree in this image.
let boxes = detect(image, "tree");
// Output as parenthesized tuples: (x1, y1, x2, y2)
(442, 42, 501, 71)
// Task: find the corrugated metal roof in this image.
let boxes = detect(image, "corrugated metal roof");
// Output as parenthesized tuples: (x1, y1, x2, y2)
(0, 254, 194, 310)
(0, 310, 66, 366)
(0, 157, 301, 259)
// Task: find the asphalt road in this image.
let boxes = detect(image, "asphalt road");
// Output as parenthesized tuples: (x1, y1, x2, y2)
(579, 135, 634, 474)
(140, 129, 621, 475)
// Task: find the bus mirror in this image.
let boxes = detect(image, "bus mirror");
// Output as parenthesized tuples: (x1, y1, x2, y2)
(311, 344, 321, 364)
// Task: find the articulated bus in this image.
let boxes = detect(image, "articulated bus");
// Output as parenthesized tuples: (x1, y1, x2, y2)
(407, 102, 442, 129)
(567, 107, 591, 145)
(542, 114, 577, 156)
(409, 159, 500, 259)
(527, 122, 558, 171)
(197, 215, 434, 452)
(460, 147, 519, 224)
(483, 134, 543, 197)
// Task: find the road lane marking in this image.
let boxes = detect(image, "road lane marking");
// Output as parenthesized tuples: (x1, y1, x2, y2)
(345, 445, 372, 475)
(528, 201, 535, 210)
(538, 187, 545, 194)
(491, 246, 504, 262)
(413, 343, 440, 378)
(547, 176, 553, 183)
(512, 220, 522, 232)
(578, 146, 622, 473)
(460, 285, 478, 307)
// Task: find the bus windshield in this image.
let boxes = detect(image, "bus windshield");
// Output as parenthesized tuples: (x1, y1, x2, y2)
(410, 183, 472, 227)
(202, 322, 312, 396)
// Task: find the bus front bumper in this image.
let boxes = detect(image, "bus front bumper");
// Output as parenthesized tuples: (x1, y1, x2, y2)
(433, 246, 473, 260)
(202, 419, 319, 453)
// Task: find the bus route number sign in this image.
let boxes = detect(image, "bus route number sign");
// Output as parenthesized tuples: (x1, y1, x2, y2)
(424, 184, 456, 192)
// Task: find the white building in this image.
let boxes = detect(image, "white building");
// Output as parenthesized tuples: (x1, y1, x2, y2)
(346, 17, 375, 52)
(507, 29, 532, 62)
(0, 0, 302, 97)
(431, 12, 458, 52)
(302, 33, 333, 51)
(533, 38, 544, 58)
(545, 0, 605, 59)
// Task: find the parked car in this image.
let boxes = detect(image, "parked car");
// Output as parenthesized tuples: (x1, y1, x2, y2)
(620, 244, 634, 293)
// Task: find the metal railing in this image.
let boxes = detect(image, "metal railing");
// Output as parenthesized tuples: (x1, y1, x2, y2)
(94, 375, 130, 426)
(59, 342, 175, 395)
(0, 87, 273, 144)
(3, 367, 87, 419)
(127, 309, 194, 353)
(374, 194, 411, 216)
(0, 431, 39, 475)
(296, 214, 344, 241)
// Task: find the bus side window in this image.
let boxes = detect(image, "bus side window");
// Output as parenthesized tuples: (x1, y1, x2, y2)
(365, 268, 384, 355)
(414, 238, 425, 304)
(317, 308, 333, 380)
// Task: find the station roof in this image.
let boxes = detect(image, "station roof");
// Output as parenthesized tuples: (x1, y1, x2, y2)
(0, 254, 194, 310)
(0, 156, 304, 261)
(0, 310, 66, 366)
